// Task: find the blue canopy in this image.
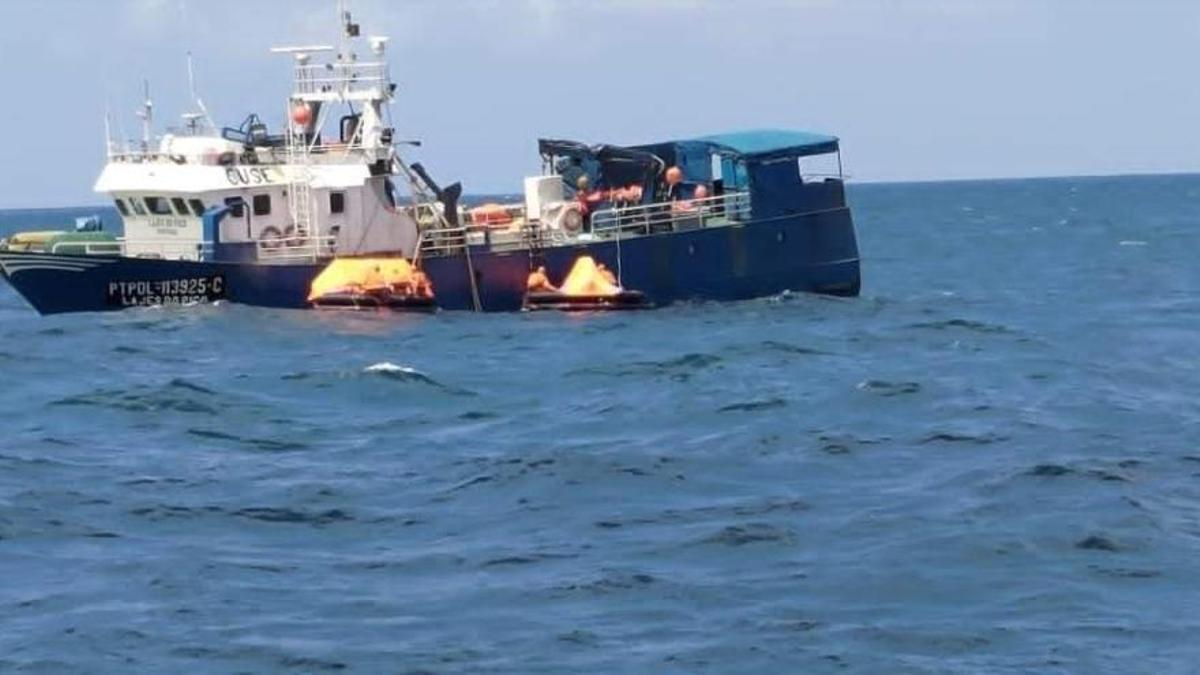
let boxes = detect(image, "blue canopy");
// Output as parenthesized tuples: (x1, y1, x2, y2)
(693, 129, 840, 160)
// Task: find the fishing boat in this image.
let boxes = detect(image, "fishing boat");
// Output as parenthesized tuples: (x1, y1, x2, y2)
(0, 9, 861, 315)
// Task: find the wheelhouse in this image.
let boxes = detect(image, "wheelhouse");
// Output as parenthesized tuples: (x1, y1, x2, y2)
(537, 128, 846, 217)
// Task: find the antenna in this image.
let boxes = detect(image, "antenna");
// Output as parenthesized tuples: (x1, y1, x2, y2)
(186, 51, 214, 131)
(104, 105, 113, 158)
(343, 8, 360, 38)
(115, 106, 130, 156)
(336, 0, 360, 61)
(136, 80, 154, 151)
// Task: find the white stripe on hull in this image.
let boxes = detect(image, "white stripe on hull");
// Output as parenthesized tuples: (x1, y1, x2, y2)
(0, 253, 117, 277)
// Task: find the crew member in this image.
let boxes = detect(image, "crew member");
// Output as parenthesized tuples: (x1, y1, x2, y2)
(575, 175, 605, 213)
(597, 263, 618, 288)
(412, 270, 434, 298)
(673, 183, 710, 214)
(664, 166, 685, 201)
(527, 265, 557, 292)
(613, 183, 643, 208)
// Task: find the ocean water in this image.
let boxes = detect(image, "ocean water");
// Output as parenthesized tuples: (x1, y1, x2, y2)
(1, 175, 1198, 673)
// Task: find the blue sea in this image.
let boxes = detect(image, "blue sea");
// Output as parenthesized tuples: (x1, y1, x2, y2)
(1, 175, 1198, 673)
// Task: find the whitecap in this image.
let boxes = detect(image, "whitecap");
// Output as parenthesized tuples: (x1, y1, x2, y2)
(364, 361, 418, 375)
(1118, 240, 1147, 247)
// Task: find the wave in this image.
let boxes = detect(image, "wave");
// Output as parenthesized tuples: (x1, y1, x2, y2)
(555, 569, 658, 594)
(481, 551, 578, 568)
(51, 378, 226, 416)
(908, 318, 1017, 335)
(919, 431, 1007, 445)
(127, 503, 354, 527)
(186, 428, 309, 452)
(1021, 462, 1132, 483)
(757, 340, 833, 356)
(1076, 535, 1122, 552)
(857, 379, 921, 397)
(362, 362, 474, 394)
(569, 352, 723, 382)
(594, 498, 810, 531)
(280, 361, 475, 396)
(363, 361, 419, 377)
(815, 431, 891, 455)
(698, 522, 795, 547)
(458, 410, 499, 420)
(717, 397, 788, 413)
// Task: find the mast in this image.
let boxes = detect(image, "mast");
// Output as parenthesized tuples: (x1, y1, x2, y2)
(136, 80, 153, 152)
(103, 107, 113, 159)
(186, 52, 215, 132)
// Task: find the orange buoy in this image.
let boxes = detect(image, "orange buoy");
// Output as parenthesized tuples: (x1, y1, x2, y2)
(291, 103, 313, 126)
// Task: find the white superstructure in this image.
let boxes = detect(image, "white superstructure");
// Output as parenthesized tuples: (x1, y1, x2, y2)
(94, 7, 420, 263)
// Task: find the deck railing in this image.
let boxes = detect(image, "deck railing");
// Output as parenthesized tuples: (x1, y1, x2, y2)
(418, 225, 471, 256)
(293, 61, 389, 97)
(591, 191, 751, 236)
(256, 235, 339, 263)
(43, 235, 340, 263)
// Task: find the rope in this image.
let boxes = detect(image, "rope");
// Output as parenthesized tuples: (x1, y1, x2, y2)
(463, 234, 482, 312)
(615, 216, 623, 287)
(390, 153, 481, 311)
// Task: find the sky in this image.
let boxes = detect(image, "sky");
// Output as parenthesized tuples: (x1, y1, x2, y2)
(2, 0, 1200, 208)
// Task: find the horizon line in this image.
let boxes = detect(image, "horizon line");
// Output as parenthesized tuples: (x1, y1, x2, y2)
(4, 169, 1200, 212)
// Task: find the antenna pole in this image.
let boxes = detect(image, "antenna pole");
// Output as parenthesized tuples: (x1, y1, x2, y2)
(186, 51, 214, 130)
(138, 79, 153, 152)
(103, 107, 113, 158)
(337, 0, 346, 60)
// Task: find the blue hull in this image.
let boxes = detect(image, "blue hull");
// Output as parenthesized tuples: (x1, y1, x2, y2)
(0, 209, 859, 314)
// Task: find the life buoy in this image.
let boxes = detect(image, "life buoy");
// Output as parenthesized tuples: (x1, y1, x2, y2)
(283, 225, 305, 248)
(259, 226, 284, 249)
(556, 203, 584, 233)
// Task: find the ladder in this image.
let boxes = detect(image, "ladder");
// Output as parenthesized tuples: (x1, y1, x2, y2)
(522, 221, 545, 272)
(285, 118, 314, 247)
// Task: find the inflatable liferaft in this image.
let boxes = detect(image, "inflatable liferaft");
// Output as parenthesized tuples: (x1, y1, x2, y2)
(523, 289, 651, 312)
(311, 287, 437, 312)
(308, 258, 436, 312)
(522, 255, 652, 311)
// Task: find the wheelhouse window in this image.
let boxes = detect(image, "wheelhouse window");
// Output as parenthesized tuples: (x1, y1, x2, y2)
(329, 191, 346, 214)
(253, 194, 271, 216)
(170, 197, 188, 215)
(114, 199, 129, 216)
(144, 196, 173, 215)
(188, 199, 205, 217)
(130, 198, 147, 216)
(224, 197, 244, 218)
(797, 152, 843, 183)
